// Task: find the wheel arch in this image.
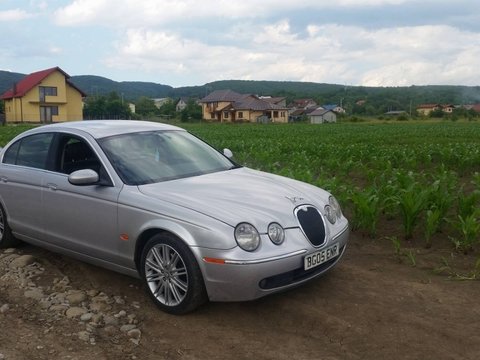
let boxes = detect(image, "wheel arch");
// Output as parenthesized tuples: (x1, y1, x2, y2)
(133, 223, 197, 273)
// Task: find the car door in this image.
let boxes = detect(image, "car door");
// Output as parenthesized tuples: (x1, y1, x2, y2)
(0, 133, 54, 240)
(41, 133, 126, 266)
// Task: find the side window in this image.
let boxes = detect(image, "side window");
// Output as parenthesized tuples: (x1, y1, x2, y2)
(3, 133, 54, 170)
(59, 136, 102, 174)
(3, 141, 20, 164)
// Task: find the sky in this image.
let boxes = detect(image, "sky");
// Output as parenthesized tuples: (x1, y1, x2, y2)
(1, 0, 480, 88)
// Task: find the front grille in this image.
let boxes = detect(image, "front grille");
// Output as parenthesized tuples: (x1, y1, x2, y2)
(295, 205, 326, 247)
(259, 246, 345, 289)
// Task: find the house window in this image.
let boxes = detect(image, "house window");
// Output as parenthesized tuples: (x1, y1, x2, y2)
(224, 111, 229, 119)
(238, 112, 243, 118)
(39, 86, 57, 102)
(273, 111, 279, 118)
(210, 113, 215, 119)
(281, 112, 285, 117)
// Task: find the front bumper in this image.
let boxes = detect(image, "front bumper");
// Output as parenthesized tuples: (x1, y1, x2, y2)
(192, 223, 349, 302)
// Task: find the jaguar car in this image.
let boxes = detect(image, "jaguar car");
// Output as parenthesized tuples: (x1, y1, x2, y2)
(0, 120, 349, 314)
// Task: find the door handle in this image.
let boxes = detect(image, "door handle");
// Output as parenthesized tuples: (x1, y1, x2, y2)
(46, 183, 58, 191)
(0, 176, 7, 183)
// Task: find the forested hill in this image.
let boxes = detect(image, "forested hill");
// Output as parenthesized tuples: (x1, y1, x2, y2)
(1, 70, 480, 113)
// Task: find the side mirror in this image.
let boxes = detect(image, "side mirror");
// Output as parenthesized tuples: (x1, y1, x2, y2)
(223, 148, 233, 159)
(68, 169, 99, 186)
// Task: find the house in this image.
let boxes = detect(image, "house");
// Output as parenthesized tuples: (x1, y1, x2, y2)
(259, 96, 287, 107)
(322, 104, 346, 114)
(289, 98, 318, 110)
(308, 108, 337, 124)
(0, 66, 86, 123)
(152, 98, 171, 109)
(199, 90, 289, 123)
(442, 104, 455, 113)
(416, 104, 457, 116)
(416, 104, 441, 116)
(471, 104, 480, 113)
(384, 110, 407, 117)
(176, 97, 189, 112)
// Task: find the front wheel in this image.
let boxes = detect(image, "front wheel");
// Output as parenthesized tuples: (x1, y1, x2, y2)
(0, 204, 20, 248)
(140, 233, 207, 315)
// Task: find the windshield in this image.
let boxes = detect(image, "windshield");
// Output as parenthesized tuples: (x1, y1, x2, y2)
(98, 130, 236, 185)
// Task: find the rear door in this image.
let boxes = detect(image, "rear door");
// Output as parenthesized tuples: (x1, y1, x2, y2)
(0, 133, 54, 240)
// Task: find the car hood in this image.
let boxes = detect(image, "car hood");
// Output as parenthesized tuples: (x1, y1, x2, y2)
(138, 167, 330, 230)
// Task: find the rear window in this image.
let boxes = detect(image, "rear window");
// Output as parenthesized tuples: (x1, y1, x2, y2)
(3, 133, 54, 170)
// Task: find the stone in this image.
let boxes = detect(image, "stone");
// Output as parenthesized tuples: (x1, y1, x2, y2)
(78, 331, 90, 342)
(114, 310, 127, 318)
(127, 328, 141, 340)
(120, 324, 136, 333)
(103, 326, 117, 335)
(91, 313, 103, 325)
(90, 301, 111, 312)
(3, 248, 16, 254)
(113, 295, 125, 304)
(9, 255, 35, 269)
(80, 313, 94, 322)
(66, 307, 87, 318)
(128, 329, 141, 345)
(66, 291, 86, 305)
(24, 288, 44, 301)
(103, 315, 119, 326)
(49, 304, 69, 313)
(86, 290, 99, 297)
(0, 304, 9, 313)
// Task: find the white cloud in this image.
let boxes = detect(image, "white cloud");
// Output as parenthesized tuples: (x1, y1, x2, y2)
(102, 21, 480, 86)
(53, 0, 418, 27)
(0, 9, 34, 21)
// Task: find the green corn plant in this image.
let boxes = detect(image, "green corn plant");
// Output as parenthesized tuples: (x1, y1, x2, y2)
(425, 208, 442, 249)
(450, 211, 480, 254)
(348, 187, 381, 238)
(457, 191, 479, 219)
(396, 188, 428, 240)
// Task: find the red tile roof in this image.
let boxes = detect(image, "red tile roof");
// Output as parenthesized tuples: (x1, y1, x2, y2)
(0, 66, 86, 100)
(416, 103, 440, 109)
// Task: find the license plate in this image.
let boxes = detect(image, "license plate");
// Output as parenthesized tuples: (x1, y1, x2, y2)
(304, 243, 339, 271)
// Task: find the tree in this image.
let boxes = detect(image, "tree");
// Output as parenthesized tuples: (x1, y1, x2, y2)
(135, 96, 158, 117)
(158, 99, 176, 118)
(430, 108, 444, 118)
(83, 92, 132, 119)
(180, 99, 202, 122)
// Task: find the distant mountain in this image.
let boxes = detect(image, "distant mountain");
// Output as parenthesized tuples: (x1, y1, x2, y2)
(70, 75, 173, 100)
(2, 70, 480, 114)
(0, 71, 25, 93)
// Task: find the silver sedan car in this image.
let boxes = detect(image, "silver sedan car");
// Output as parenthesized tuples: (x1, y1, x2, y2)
(0, 120, 349, 314)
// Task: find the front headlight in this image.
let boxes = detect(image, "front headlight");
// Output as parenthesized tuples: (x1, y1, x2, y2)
(324, 204, 336, 224)
(235, 223, 260, 251)
(325, 196, 342, 224)
(329, 196, 342, 218)
(268, 222, 285, 245)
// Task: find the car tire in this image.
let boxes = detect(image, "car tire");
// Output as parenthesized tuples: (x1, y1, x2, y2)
(140, 233, 207, 315)
(0, 204, 20, 248)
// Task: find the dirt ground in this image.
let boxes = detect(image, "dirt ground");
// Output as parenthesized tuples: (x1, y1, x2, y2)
(0, 233, 479, 360)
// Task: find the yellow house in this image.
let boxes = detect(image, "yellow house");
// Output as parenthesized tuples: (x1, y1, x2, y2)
(200, 90, 289, 123)
(0, 66, 86, 123)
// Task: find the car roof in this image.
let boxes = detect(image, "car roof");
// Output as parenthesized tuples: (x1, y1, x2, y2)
(25, 120, 184, 139)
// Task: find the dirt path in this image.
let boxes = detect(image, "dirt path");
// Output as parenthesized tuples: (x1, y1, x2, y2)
(1, 234, 479, 360)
